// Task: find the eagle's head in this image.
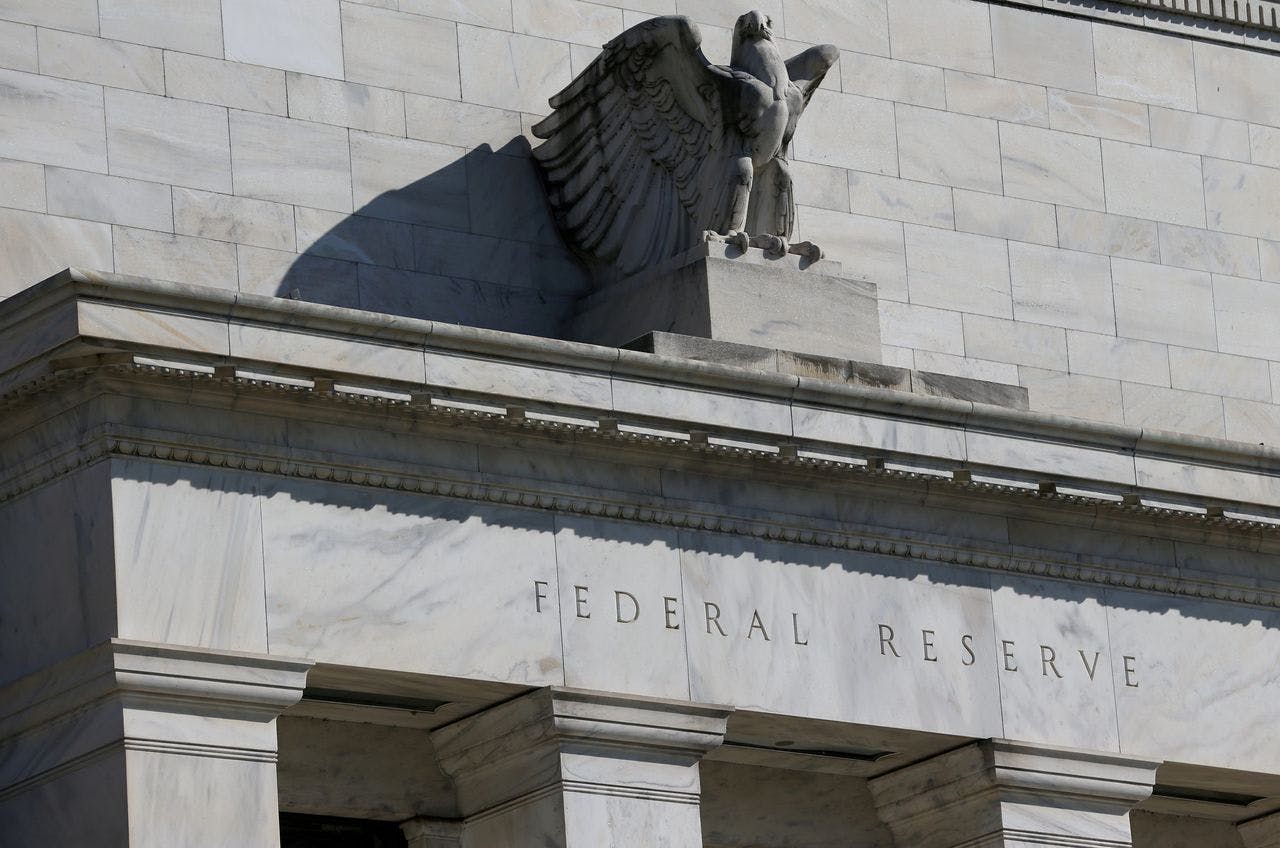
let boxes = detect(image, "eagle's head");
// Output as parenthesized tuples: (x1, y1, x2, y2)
(733, 10, 774, 43)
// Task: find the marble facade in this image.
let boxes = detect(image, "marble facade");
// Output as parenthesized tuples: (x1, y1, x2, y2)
(2, 268, 1280, 845)
(4, 0, 1280, 846)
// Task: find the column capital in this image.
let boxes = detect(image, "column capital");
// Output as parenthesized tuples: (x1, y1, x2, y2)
(869, 739, 1160, 848)
(430, 686, 732, 817)
(1, 640, 313, 846)
(1, 639, 312, 791)
(2, 639, 312, 732)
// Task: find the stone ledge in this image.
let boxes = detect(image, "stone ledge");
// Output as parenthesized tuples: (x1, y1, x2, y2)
(9, 269, 1280, 519)
(627, 331, 1029, 411)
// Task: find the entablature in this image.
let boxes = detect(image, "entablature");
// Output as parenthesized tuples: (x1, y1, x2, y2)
(5, 269, 1280, 609)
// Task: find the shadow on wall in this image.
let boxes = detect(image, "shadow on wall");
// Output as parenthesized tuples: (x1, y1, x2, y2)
(276, 137, 590, 338)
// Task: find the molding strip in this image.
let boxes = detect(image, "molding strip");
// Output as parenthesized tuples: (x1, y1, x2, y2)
(1108, 0, 1280, 30)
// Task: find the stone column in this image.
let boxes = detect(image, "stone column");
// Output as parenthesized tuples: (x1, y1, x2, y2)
(0, 639, 311, 847)
(1241, 812, 1280, 848)
(430, 687, 732, 848)
(869, 739, 1159, 848)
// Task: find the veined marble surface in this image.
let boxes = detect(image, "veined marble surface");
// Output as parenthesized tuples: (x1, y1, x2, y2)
(4, 436, 1266, 776)
(181, 463, 1276, 770)
(112, 459, 267, 652)
(6, 272, 1280, 798)
(260, 477, 564, 685)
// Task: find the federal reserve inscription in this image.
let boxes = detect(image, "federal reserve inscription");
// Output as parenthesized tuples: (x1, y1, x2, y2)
(535, 581, 810, 645)
(874, 623, 1139, 688)
(534, 582, 1140, 686)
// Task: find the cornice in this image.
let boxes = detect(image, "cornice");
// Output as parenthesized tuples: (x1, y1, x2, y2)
(1120, 0, 1279, 29)
(991, 0, 1280, 52)
(4, 361, 1280, 609)
(10, 268, 1280, 476)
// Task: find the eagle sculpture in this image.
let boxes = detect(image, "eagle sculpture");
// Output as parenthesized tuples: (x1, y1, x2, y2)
(531, 11, 840, 281)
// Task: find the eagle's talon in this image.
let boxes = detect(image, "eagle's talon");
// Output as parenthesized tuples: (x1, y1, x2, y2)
(709, 230, 752, 252)
(750, 234, 789, 257)
(789, 240, 824, 261)
(535, 16, 838, 277)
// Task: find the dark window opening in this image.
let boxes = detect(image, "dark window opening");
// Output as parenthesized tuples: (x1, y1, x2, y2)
(280, 812, 408, 848)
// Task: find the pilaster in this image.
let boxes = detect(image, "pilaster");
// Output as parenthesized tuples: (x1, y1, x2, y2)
(0, 639, 312, 847)
(868, 739, 1160, 848)
(430, 686, 732, 848)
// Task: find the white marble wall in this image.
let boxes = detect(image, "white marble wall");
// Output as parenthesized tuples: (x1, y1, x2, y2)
(6, 1, 1280, 441)
(259, 477, 565, 685)
(107, 460, 1280, 776)
(111, 459, 268, 652)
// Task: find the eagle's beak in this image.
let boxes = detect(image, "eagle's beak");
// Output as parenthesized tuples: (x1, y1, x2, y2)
(740, 12, 772, 40)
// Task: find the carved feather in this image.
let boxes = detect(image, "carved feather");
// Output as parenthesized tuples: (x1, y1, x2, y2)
(532, 16, 740, 279)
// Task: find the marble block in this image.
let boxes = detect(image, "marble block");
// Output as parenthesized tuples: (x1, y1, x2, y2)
(568, 242, 881, 364)
(629, 330, 1029, 409)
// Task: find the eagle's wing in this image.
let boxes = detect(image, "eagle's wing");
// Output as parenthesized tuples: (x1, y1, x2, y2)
(532, 16, 737, 277)
(785, 44, 840, 109)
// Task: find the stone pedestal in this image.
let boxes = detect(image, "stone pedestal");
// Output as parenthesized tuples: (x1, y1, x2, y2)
(0, 639, 311, 847)
(868, 740, 1159, 848)
(430, 687, 732, 848)
(568, 242, 881, 363)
